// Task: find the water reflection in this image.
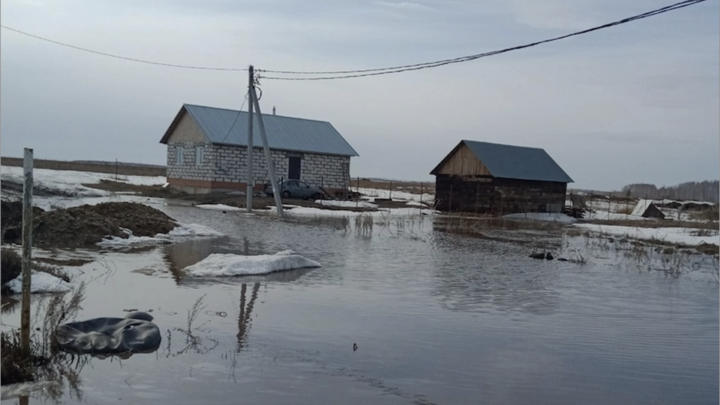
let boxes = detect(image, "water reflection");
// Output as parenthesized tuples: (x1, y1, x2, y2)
(164, 239, 216, 282)
(430, 234, 560, 315)
(237, 283, 260, 351)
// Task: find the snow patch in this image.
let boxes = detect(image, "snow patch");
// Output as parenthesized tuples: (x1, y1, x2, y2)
(97, 223, 223, 247)
(184, 250, 321, 277)
(196, 204, 244, 212)
(575, 224, 719, 246)
(314, 200, 378, 209)
(1, 166, 166, 197)
(266, 206, 436, 218)
(6, 271, 72, 294)
(356, 187, 434, 203)
(169, 223, 224, 237)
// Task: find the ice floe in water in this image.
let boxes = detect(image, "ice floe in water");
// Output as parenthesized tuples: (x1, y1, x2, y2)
(6, 271, 72, 294)
(168, 223, 224, 237)
(97, 223, 223, 247)
(183, 250, 321, 277)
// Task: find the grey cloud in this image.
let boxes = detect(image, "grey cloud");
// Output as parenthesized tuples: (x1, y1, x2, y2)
(0, 0, 717, 192)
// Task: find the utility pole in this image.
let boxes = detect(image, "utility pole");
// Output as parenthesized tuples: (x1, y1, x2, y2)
(245, 65, 255, 213)
(20, 148, 34, 352)
(249, 84, 284, 217)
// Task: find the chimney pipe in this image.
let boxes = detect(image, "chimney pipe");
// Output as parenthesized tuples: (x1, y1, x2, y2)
(273, 106, 276, 115)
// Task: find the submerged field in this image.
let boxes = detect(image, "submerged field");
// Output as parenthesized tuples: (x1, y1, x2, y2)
(0, 167, 718, 405)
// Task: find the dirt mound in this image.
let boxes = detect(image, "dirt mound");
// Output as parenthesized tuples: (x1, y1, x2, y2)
(1, 201, 45, 231)
(2, 202, 177, 248)
(1, 249, 22, 288)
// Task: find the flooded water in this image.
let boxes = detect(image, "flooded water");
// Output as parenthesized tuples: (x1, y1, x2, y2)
(2, 201, 718, 405)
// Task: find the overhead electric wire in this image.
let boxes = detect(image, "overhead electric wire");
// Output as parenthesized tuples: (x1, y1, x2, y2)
(0, 25, 247, 71)
(257, 0, 707, 80)
(0, 0, 707, 78)
(219, 92, 249, 144)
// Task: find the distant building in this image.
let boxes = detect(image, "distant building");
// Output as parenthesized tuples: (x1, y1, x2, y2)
(430, 140, 573, 215)
(159, 104, 358, 195)
(632, 199, 667, 219)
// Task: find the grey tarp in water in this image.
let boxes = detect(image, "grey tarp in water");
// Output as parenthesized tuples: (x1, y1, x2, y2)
(56, 312, 161, 356)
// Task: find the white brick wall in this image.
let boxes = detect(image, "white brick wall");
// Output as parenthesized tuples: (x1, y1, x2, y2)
(168, 143, 351, 189)
(167, 142, 214, 181)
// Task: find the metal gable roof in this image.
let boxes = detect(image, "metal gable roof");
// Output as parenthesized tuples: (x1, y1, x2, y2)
(462, 140, 573, 183)
(164, 104, 358, 157)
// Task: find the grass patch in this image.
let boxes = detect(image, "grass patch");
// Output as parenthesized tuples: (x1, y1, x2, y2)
(614, 206, 634, 215)
(1, 282, 87, 390)
(689, 204, 719, 222)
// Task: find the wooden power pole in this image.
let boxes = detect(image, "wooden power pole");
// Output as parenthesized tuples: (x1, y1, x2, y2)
(246, 65, 255, 213)
(20, 148, 34, 352)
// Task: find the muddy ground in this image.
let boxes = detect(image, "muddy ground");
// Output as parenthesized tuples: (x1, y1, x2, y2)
(1, 201, 177, 248)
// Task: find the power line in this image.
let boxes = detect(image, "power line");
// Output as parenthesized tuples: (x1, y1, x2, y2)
(0, 25, 247, 71)
(258, 0, 707, 80)
(0, 0, 707, 78)
(220, 92, 250, 144)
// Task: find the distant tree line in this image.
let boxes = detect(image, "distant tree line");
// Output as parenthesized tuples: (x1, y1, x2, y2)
(621, 180, 719, 203)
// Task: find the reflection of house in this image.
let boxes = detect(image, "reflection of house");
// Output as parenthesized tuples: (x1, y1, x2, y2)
(160, 104, 358, 195)
(430, 140, 573, 214)
(631, 199, 666, 219)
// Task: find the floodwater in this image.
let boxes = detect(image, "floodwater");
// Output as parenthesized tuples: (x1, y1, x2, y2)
(2, 200, 718, 405)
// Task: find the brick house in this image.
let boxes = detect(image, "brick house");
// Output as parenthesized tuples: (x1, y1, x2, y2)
(159, 104, 358, 195)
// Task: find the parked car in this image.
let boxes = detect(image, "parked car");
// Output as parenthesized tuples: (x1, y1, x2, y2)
(264, 179, 323, 200)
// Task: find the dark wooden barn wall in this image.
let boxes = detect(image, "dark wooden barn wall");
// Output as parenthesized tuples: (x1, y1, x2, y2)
(434, 175, 567, 215)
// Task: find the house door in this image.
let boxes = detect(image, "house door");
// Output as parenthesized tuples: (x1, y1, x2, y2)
(288, 156, 301, 179)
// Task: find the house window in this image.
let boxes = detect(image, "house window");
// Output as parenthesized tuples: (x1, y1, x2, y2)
(176, 146, 184, 165)
(195, 146, 204, 165)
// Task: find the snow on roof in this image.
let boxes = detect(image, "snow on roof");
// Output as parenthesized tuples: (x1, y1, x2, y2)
(631, 199, 656, 217)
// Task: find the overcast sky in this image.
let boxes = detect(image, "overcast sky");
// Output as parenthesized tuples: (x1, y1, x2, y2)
(1, 0, 718, 191)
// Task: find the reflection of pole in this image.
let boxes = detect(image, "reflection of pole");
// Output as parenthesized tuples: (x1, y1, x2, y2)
(249, 85, 283, 217)
(237, 283, 261, 351)
(246, 66, 255, 213)
(20, 148, 34, 352)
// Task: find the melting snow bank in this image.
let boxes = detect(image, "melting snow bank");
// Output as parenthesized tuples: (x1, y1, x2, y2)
(184, 250, 321, 277)
(196, 204, 245, 212)
(6, 271, 72, 294)
(503, 213, 577, 223)
(315, 200, 378, 209)
(574, 224, 719, 246)
(97, 223, 223, 247)
(266, 206, 437, 218)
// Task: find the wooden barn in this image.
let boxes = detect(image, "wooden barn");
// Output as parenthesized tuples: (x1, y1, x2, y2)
(430, 140, 573, 215)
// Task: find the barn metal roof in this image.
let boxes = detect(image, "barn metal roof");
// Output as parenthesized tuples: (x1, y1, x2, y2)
(431, 140, 573, 183)
(161, 104, 358, 157)
(465, 140, 573, 183)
